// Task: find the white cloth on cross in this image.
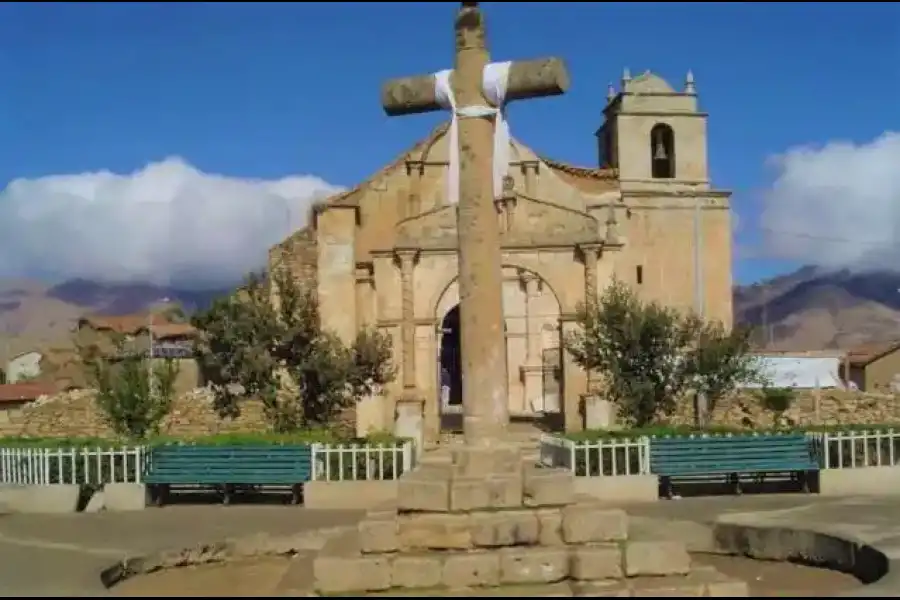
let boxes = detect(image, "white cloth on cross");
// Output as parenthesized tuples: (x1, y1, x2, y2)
(433, 61, 512, 205)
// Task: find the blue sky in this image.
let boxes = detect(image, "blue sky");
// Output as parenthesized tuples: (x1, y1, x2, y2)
(2, 2, 898, 287)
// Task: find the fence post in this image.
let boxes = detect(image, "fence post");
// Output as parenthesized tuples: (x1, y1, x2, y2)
(310, 443, 321, 481)
(402, 441, 413, 474)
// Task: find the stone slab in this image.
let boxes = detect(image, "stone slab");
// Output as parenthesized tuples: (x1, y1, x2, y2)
(397, 468, 451, 512)
(523, 467, 575, 508)
(471, 510, 540, 547)
(450, 475, 523, 511)
(561, 505, 628, 544)
(450, 445, 523, 478)
(570, 544, 623, 580)
(391, 555, 443, 589)
(624, 540, 691, 577)
(103, 483, 148, 512)
(499, 547, 569, 584)
(442, 551, 501, 587)
(399, 514, 472, 551)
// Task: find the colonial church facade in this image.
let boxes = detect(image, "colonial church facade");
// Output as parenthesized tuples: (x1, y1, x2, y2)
(269, 71, 733, 442)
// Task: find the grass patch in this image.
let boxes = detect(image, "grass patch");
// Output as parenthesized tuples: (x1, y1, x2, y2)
(564, 423, 900, 442)
(0, 429, 405, 449)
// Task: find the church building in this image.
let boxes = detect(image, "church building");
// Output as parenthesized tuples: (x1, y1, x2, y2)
(269, 70, 733, 443)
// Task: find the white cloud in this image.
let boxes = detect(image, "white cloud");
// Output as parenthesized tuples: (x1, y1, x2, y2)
(0, 157, 344, 287)
(759, 132, 900, 270)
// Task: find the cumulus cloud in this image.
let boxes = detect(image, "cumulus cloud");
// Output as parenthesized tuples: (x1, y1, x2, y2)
(0, 158, 344, 287)
(759, 132, 900, 271)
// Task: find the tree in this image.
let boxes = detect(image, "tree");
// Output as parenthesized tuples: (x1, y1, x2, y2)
(192, 270, 395, 432)
(81, 340, 179, 439)
(684, 321, 763, 419)
(565, 280, 760, 427)
(0, 368, 5, 384)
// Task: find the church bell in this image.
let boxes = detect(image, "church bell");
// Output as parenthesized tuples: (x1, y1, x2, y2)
(653, 135, 668, 161)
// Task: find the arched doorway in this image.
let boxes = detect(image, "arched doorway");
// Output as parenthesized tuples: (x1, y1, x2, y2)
(438, 305, 463, 431)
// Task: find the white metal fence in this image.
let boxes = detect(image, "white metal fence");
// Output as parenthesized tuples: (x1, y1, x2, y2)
(540, 434, 650, 477)
(541, 429, 900, 476)
(311, 440, 415, 481)
(0, 446, 148, 486)
(809, 430, 900, 469)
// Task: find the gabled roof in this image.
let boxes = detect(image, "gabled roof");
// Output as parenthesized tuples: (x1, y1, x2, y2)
(846, 341, 900, 368)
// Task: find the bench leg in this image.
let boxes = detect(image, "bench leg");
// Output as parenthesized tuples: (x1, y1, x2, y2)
(730, 473, 743, 495)
(290, 484, 302, 506)
(800, 471, 811, 494)
(149, 484, 168, 507)
(223, 484, 234, 505)
(661, 476, 674, 499)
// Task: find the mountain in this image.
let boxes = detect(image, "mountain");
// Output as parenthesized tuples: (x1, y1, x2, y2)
(734, 267, 900, 350)
(2, 265, 899, 361)
(0, 278, 229, 360)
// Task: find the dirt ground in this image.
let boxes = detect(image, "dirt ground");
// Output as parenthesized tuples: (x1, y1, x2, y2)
(112, 553, 865, 598)
(694, 554, 862, 597)
(113, 556, 294, 597)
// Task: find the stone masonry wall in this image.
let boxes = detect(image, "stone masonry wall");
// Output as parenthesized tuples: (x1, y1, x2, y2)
(669, 389, 900, 429)
(0, 388, 269, 439)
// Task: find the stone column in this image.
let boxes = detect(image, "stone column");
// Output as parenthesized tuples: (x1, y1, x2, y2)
(394, 249, 424, 456)
(579, 243, 615, 430)
(396, 249, 419, 392)
(453, 7, 510, 445)
(519, 270, 544, 413)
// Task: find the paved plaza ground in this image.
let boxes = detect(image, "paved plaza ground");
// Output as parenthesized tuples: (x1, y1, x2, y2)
(2, 495, 900, 596)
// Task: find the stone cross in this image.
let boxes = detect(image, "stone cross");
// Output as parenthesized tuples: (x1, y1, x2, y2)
(381, 2, 569, 445)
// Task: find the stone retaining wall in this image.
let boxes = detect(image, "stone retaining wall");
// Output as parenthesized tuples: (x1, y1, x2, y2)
(0, 388, 269, 438)
(670, 389, 900, 429)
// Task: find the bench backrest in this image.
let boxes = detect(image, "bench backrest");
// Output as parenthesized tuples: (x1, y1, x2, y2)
(649, 434, 819, 475)
(146, 445, 313, 482)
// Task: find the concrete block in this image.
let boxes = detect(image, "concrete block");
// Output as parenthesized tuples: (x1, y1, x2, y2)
(450, 475, 522, 511)
(391, 555, 443, 589)
(479, 582, 573, 597)
(820, 466, 900, 497)
(572, 580, 631, 597)
(399, 513, 472, 550)
(536, 509, 565, 546)
(84, 490, 105, 513)
(470, 510, 539, 547)
(359, 511, 399, 553)
(574, 475, 659, 504)
(499, 547, 569, 584)
(570, 544, 623, 580)
(624, 540, 691, 577)
(523, 468, 575, 507)
(687, 565, 750, 597)
(561, 505, 628, 544)
(103, 483, 147, 511)
(450, 445, 522, 478)
(630, 575, 704, 597)
(397, 469, 450, 512)
(313, 556, 391, 593)
(305, 480, 398, 509)
(442, 551, 500, 587)
(0, 484, 81, 514)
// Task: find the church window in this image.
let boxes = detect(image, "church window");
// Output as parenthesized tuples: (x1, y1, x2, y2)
(636, 265, 644, 285)
(650, 123, 675, 179)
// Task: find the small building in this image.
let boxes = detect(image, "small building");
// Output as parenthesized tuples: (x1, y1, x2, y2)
(5, 350, 43, 383)
(68, 314, 202, 394)
(0, 382, 58, 423)
(842, 341, 900, 393)
(744, 352, 844, 390)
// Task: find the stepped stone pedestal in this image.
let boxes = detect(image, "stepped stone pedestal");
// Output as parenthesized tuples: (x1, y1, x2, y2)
(312, 446, 748, 597)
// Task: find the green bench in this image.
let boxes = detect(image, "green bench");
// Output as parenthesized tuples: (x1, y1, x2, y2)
(144, 445, 313, 506)
(649, 434, 820, 498)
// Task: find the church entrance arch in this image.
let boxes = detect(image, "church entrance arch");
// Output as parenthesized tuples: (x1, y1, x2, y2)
(433, 266, 563, 428)
(438, 304, 463, 431)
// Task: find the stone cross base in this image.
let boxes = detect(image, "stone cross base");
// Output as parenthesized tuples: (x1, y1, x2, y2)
(311, 446, 750, 596)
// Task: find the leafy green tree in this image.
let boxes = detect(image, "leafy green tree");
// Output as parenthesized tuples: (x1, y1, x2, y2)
(565, 280, 761, 427)
(82, 341, 179, 439)
(192, 270, 395, 432)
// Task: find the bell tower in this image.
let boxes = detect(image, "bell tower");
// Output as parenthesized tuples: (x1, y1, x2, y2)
(596, 69, 709, 190)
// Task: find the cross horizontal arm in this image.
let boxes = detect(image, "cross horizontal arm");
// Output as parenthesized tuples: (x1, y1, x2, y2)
(381, 57, 569, 117)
